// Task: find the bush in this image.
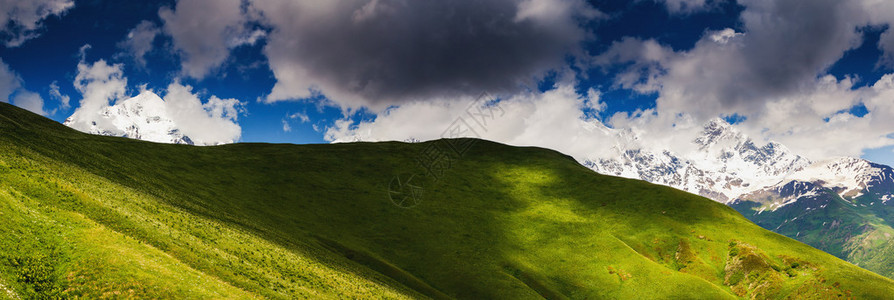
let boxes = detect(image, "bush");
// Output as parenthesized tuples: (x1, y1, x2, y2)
(729, 248, 739, 257)
(7, 255, 65, 299)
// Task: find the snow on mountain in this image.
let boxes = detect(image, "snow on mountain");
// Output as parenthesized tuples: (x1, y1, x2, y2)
(724, 156, 894, 281)
(586, 118, 810, 202)
(692, 119, 809, 179)
(730, 179, 828, 211)
(739, 157, 894, 209)
(64, 91, 195, 145)
(587, 116, 894, 211)
(784, 157, 894, 200)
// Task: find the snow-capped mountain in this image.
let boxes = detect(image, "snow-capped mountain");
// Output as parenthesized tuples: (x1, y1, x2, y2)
(586, 118, 811, 202)
(730, 179, 830, 214)
(588, 117, 894, 277)
(784, 157, 894, 201)
(731, 157, 894, 210)
(727, 158, 894, 275)
(586, 117, 894, 208)
(64, 91, 195, 145)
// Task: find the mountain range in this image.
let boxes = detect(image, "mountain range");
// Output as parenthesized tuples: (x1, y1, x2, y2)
(587, 119, 811, 202)
(4, 101, 894, 298)
(588, 118, 894, 278)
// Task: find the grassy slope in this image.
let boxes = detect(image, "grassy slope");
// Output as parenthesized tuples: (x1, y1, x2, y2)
(1, 102, 893, 299)
(845, 193, 894, 277)
(732, 189, 894, 279)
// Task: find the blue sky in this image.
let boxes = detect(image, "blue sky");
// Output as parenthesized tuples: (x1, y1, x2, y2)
(2, 0, 894, 166)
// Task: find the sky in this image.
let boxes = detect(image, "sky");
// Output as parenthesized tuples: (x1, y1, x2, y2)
(1, 0, 894, 166)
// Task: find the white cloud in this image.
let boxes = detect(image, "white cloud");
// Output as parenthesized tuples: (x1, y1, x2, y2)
(859, 0, 894, 68)
(319, 76, 894, 166)
(282, 112, 310, 133)
(288, 112, 310, 123)
(48, 81, 69, 109)
(11, 90, 46, 116)
(699, 74, 894, 160)
(0, 0, 74, 47)
(653, 0, 715, 14)
(0, 58, 48, 116)
(325, 82, 621, 161)
(161, 82, 243, 145)
(66, 57, 243, 145)
(516, 0, 607, 22)
(0, 58, 20, 102)
(67, 58, 128, 133)
(583, 88, 605, 114)
(118, 20, 160, 67)
(879, 28, 894, 68)
(593, 37, 674, 94)
(159, 0, 260, 79)
(709, 28, 742, 44)
(227, 29, 265, 48)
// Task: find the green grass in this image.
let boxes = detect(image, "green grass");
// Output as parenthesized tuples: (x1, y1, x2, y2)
(1, 102, 893, 299)
(732, 186, 894, 280)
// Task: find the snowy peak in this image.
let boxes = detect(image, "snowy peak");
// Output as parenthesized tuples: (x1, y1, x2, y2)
(739, 179, 825, 204)
(774, 180, 825, 199)
(587, 118, 810, 202)
(691, 118, 809, 177)
(731, 179, 830, 213)
(733, 157, 894, 213)
(785, 157, 894, 200)
(694, 118, 745, 149)
(64, 91, 194, 145)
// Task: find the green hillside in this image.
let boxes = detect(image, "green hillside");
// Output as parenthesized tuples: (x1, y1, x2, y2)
(0, 102, 892, 299)
(732, 186, 894, 279)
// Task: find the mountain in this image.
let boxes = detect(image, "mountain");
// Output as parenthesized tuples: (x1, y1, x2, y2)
(785, 157, 894, 200)
(2, 102, 893, 298)
(730, 158, 894, 278)
(63, 91, 195, 145)
(587, 118, 810, 202)
(587, 117, 894, 279)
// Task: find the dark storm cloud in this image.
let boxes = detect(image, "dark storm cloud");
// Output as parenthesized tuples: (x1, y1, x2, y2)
(592, 0, 894, 160)
(732, 0, 861, 101)
(663, 0, 865, 114)
(255, 0, 602, 109)
(597, 0, 874, 118)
